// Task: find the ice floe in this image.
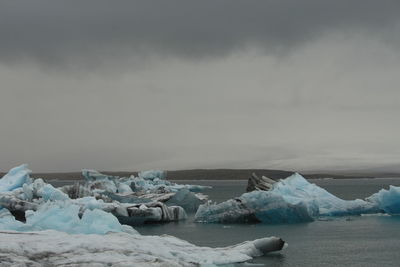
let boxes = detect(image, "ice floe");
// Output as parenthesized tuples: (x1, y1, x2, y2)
(195, 173, 398, 223)
(0, 230, 285, 266)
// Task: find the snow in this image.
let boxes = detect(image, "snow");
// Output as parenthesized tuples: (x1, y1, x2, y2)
(0, 164, 32, 192)
(0, 230, 285, 266)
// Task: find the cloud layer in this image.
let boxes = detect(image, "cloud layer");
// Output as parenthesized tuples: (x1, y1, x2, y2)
(1, 1, 400, 172)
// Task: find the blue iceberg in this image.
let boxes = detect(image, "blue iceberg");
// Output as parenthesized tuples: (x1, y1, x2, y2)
(0, 164, 32, 192)
(195, 173, 391, 224)
(0, 166, 187, 225)
(138, 170, 166, 180)
(0, 201, 133, 235)
(78, 169, 209, 212)
(367, 186, 400, 214)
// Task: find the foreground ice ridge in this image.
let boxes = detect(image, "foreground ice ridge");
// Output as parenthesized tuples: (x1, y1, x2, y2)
(0, 230, 285, 267)
(195, 173, 400, 224)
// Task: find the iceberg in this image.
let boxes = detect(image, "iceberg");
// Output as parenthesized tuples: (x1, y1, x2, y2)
(73, 169, 209, 213)
(81, 169, 210, 193)
(195, 173, 390, 224)
(0, 201, 131, 235)
(165, 188, 208, 213)
(0, 166, 187, 224)
(139, 170, 166, 180)
(0, 164, 32, 192)
(367, 186, 400, 214)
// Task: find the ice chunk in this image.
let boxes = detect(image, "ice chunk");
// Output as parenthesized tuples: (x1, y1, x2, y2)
(37, 184, 69, 201)
(116, 182, 133, 193)
(195, 192, 315, 223)
(82, 169, 115, 181)
(139, 170, 166, 180)
(0, 164, 32, 192)
(195, 173, 381, 224)
(165, 188, 207, 213)
(366, 185, 400, 214)
(0, 201, 133, 235)
(116, 202, 187, 225)
(272, 173, 378, 216)
(0, 230, 285, 266)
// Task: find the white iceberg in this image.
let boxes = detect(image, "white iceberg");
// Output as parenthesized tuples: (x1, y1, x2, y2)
(195, 173, 391, 224)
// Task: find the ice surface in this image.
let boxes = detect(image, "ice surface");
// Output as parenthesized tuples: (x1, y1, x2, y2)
(367, 185, 400, 214)
(0, 164, 32, 192)
(0, 230, 285, 266)
(165, 188, 206, 213)
(73, 169, 209, 213)
(271, 173, 378, 217)
(0, 165, 188, 225)
(0, 201, 132, 235)
(195, 173, 383, 223)
(82, 169, 116, 181)
(80, 169, 209, 194)
(139, 170, 166, 180)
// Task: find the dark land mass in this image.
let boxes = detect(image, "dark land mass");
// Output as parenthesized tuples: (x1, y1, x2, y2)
(2, 169, 400, 181)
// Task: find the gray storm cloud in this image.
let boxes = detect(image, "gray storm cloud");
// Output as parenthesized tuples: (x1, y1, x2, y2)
(1, 0, 400, 65)
(1, 1, 400, 172)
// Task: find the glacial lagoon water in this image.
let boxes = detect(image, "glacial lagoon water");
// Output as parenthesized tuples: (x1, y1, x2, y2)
(51, 178, 400, 266)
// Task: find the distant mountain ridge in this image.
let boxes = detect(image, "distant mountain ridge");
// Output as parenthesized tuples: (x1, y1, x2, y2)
(2, 168, 400, 181)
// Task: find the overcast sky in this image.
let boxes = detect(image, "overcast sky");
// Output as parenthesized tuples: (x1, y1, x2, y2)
(1, 1, 400, 172)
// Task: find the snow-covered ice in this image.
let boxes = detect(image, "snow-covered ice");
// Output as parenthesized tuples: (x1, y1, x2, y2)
(0, 230, 285, 266)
